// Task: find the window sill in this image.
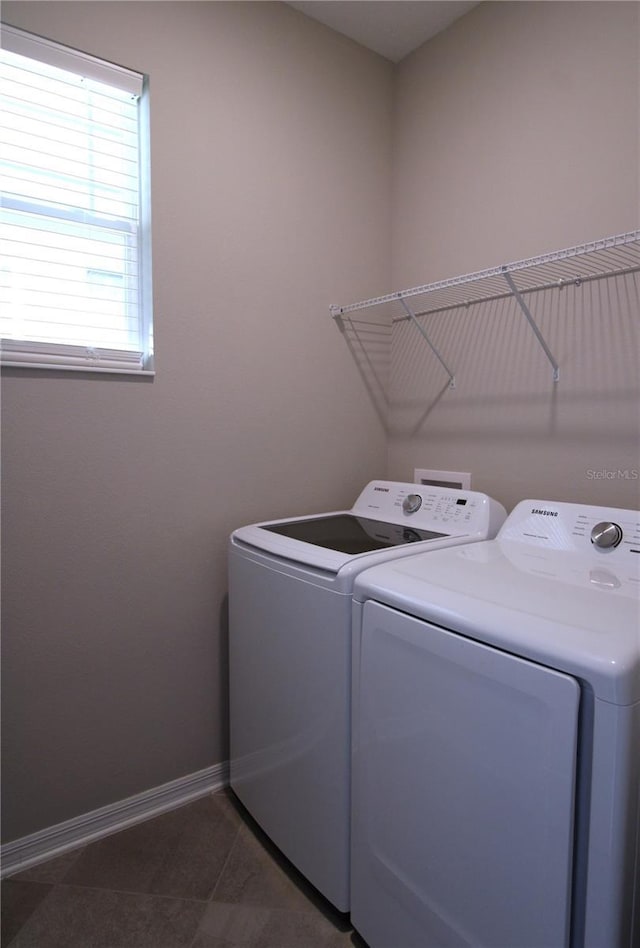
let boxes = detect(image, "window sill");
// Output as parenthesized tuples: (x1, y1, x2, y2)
(1, 361, 155, 377)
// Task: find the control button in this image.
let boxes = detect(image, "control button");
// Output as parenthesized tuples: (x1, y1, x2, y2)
(590, 522, 623, 549)
(402, 493, 423, 515)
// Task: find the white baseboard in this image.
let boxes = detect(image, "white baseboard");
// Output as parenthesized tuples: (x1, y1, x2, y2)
(1, 761, 229, 878)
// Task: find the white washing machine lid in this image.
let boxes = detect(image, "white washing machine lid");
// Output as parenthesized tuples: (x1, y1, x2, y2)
(231, 481, 506, 579)
(232, 513, 453, 577)
(353, 499, 640, 704)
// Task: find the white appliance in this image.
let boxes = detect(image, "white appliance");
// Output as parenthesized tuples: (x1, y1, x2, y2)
(351, 500, 640, 948)
(228, 480, 506, 912)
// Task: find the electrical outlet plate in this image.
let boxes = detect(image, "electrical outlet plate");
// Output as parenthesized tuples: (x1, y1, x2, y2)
(414, 468, 472, 490)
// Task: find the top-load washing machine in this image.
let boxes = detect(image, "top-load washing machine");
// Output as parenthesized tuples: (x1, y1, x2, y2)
(228, 480, 506, 911)
(350, 499, 640, 948)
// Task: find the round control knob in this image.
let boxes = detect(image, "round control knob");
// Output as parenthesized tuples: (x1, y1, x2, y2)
(590, 521, 623, 549)
(402, 493, 422, 515)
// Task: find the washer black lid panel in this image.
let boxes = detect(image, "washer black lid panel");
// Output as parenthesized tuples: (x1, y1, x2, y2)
(263, 514, 446, 555)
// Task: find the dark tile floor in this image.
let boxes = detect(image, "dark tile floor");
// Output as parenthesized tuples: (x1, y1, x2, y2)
(1, 790, 367, 948)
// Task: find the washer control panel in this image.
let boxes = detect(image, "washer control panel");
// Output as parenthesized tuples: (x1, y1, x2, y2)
(352, 481, 505, 535)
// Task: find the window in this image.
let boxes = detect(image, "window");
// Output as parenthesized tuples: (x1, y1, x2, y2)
(0, 25, 153, 374)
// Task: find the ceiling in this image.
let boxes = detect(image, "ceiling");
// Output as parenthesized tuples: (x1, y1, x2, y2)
(286, 1, 479, 62)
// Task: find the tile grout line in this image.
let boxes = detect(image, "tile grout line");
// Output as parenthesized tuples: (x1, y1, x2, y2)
(4, 879, 213, 948)
(36, 879, 214, 905)
(185, 849, 234, 948)
(207, 819, 243, 904)
(5, 877, 58, 948)
(185, 801, 244, 948)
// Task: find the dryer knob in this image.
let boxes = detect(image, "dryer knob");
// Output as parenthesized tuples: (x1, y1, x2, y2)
(590, 521, 623, 549)
(403, 493, 423, 515)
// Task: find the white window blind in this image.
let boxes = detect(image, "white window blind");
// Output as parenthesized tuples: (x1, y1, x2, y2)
(0, 25, 153, 374)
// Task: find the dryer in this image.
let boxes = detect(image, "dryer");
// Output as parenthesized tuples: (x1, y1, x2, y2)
(351, 500, 640, 948)
(228, 480, 506, 912)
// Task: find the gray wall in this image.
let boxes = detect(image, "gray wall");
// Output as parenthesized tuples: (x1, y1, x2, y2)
(387, 1, 640, 510)
(2, 0, 639, 845)
(1, 1, 392, 842)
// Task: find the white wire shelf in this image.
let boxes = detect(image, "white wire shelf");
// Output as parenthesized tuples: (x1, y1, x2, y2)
(330, 230, 640, 385)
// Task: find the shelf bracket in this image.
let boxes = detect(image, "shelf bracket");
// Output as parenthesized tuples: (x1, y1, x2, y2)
(330, 304, 345, 333)
(501, 269, 560, 382)
(399, 295, 456, 389)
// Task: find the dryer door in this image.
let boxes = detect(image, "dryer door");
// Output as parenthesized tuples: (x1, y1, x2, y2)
(352, 601, 579, 948)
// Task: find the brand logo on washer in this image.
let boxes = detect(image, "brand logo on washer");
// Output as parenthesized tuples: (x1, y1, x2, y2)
(531, 508, 558, 516)
(374, 487, 390, 492)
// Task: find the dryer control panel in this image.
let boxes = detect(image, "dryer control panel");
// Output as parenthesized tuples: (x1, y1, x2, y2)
(500, 500, 640, 558)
